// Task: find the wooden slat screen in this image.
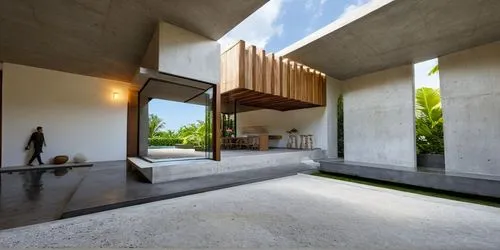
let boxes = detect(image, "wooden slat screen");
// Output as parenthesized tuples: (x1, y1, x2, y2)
(221, 40, 326, 107)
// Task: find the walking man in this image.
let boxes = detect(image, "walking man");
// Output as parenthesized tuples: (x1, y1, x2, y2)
(25, 126, 46, 166)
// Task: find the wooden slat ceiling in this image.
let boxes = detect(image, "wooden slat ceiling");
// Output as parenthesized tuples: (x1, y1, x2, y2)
(220, 40, 326, 111)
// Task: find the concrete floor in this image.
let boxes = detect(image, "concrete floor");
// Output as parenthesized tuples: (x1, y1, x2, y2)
(147, 148, 205, 159)
(146, 148, 308, 160)
(0, 161, 313, 230)
(1, 175, 499, 249)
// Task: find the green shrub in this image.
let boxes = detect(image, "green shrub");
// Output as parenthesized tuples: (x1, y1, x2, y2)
(148, 137, 183, 146)
(415, 87, 444, 155)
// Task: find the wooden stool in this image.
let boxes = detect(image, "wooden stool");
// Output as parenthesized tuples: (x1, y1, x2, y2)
(300, 135, 306, 149)
(307, 135, 314, 150)
(287, 134, 298, 149)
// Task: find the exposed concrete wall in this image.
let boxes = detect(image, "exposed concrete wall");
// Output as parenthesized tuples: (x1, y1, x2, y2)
(343, 65, 415, 168)
(2, 63, 129, 166)
(141, 28, 159, 70)
(158, 22, 220, 84)
(237, 77, 341, 157)
(440, 41, 500, 176)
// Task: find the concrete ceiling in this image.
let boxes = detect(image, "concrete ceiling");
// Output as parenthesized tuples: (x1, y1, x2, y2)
(142, 79, 210, 106)
(0, 0, 267, 82)
(278, 0, 500, 80)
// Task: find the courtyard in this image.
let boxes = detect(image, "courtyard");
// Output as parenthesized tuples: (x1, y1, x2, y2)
(1, 174, 499, 249)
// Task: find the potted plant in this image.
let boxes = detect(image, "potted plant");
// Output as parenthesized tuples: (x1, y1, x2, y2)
(226, 128, 234, 138)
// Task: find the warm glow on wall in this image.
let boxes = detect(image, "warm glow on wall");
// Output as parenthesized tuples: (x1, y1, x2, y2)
(112, 92, 119, 101)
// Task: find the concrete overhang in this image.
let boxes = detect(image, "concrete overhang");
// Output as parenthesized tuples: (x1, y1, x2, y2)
(278, 0, 500, 80)
(0, 0, 267, 82)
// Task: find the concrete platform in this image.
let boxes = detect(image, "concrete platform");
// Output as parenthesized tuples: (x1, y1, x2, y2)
(129, 149, 315, 183)
(319, 159, 500, 198)
(1, 174, 499, 248)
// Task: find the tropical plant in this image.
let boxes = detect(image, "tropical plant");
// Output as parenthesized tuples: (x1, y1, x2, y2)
(155, 130, 179, 139)
(428, 64, 439, 76)
(415, 87, 444, 154)
(416, 87, 443, 127)
(179, 120, 207, 147)
(149, 114, 165, 138)
(148, 137, 183, 146)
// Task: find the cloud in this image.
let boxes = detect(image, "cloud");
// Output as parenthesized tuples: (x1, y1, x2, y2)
(304, 0, 329, 34)
(305, 0, 314, 10)
(340, 0, 373, 18)
(218, 0, 285, 51)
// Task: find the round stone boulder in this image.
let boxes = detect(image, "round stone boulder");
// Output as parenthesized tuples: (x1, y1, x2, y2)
(73, 153, 88, 163)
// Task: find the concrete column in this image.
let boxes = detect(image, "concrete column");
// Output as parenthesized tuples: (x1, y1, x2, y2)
(343, 65, 415, 168)
(440, 41, 500, 176)
(138, 92, 149, 157)
(127, 89, 139, 157)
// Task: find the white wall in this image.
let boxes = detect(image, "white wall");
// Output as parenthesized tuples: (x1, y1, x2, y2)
(237, 107, 328, 149)
(237, 76, 341, 157)
(158, 22, 220, 84)
(440, 41, 500, 176)
(2, 63, 129, 166)
(343, 65, 415, 168)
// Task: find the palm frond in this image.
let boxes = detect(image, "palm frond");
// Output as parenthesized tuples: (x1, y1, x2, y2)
(428, 64, 439, 76)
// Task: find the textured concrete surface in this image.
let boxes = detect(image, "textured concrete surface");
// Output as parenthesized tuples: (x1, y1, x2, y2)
(130, 149, 313, 183)
(319, 159, 500, 198)
(157, 22, 220, 84)
(343, 65, 415, 168)
(440, 41, 500, 176)
(1, 160, 314, 230)
(0, 0, 266, 81)
(279, 0, 500, 80)
(1, 174, 500, 249)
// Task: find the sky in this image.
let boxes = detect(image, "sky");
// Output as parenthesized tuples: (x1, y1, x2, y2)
(151, 0, 439, 131)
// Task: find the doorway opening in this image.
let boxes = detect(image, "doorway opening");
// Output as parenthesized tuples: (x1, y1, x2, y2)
(337, 94, 344, 159)
(139, 79, 214, 162)
(413, 58, 444, 170)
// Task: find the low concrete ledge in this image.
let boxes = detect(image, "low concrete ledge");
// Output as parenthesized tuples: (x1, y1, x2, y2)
(0, 163, 93, 173)
(319, 159, 500, 199)
(129, 150, 313, 183)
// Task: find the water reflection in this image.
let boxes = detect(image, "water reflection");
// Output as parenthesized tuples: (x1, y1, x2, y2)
(19, 168, 71, 200)
(21, 170, 44, 200)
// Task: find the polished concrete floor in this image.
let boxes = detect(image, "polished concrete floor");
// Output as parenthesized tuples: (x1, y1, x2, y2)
(0, 161, 314, 230)
(1, 174, 499, 249)
(0, 166, 89, 230)
(147, 148, 205, 159)
(146, 148, 310, 161)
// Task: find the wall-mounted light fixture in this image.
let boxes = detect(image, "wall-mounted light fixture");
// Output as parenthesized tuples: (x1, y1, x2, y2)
(112, 92, 119, 101)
